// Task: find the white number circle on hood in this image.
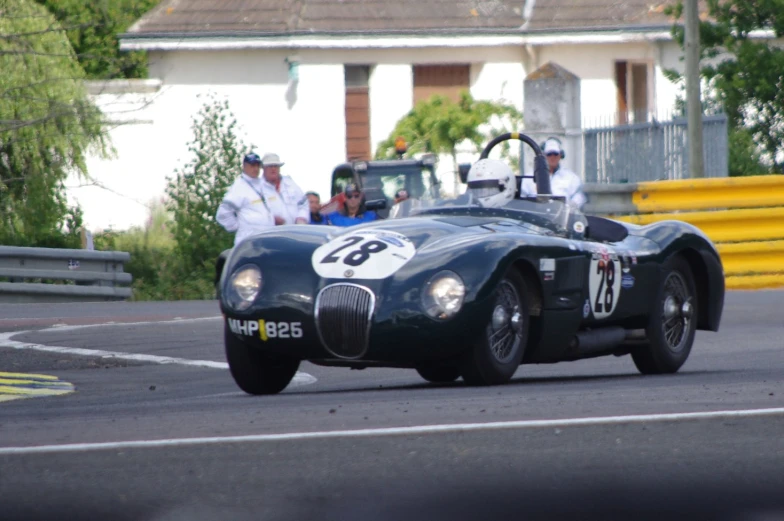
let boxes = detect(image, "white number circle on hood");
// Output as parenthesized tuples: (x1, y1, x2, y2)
(312, 229, 416, 279)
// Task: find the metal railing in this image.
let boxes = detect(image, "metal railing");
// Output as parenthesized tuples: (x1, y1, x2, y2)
(583, 114, 729, 183)
(0, 246, 132, 302)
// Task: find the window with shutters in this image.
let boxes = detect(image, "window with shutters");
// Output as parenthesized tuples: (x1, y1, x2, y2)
(413, 64, 471, 105)
(344, 65, 371, 161)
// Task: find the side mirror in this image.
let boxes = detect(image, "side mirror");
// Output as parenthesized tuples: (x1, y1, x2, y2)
(365, 198, 387, 211)
(458, 163, 471, 184)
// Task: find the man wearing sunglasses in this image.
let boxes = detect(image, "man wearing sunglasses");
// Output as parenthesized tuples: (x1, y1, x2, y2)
(326, 183, 379, 227)
(520, 137, 586, 210)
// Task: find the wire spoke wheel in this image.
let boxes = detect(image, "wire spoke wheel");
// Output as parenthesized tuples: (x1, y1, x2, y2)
(631, 255, 698, 375)
(461, 270, 530, 386)
(487, 280, 523, 364)
(660, 271, 693, 353)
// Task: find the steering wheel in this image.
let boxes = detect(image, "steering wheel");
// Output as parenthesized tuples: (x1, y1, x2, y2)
(478, 132, 552, 196)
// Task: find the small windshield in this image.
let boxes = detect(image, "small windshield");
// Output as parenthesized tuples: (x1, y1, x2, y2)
(388, 194, 573, 235)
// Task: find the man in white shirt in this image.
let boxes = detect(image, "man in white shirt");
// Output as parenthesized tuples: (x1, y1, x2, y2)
(521, 137, 586, 210)
(216, 153, 276, 246)
(258, 153, 309, 225)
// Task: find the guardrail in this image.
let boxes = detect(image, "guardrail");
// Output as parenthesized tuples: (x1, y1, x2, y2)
(0, 246, 132, 303)
(584, 175, 784, 290)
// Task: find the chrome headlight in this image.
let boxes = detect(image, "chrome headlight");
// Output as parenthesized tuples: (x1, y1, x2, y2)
(422, 270, 465, 320)
(229, 265, 262, 310)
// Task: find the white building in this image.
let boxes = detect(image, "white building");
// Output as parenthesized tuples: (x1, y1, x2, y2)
(70, 0, 693, 231)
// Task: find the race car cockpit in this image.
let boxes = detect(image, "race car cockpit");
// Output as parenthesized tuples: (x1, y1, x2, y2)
(394, 131, 629, 243)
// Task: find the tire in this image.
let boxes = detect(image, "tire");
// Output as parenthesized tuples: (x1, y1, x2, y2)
(224, 323, 300, 395)
(631, 255, 698, 375)
(460, 269, 530, 386)
(416, 362, 462, 383)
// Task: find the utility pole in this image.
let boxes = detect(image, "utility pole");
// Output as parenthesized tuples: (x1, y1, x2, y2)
(685, 0, 705, 177)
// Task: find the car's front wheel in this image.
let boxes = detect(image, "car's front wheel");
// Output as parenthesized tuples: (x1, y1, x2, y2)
(631, 255, 698, 375)
(224, 323, 300, 395)
(416, 361, 462, 383)
(460, 269, 530, 386)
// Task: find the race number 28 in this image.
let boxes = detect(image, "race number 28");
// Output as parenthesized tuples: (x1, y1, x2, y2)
(594, 260, 615, 314)
(320, 236, 388, 267)
(311, 229, 416, 280)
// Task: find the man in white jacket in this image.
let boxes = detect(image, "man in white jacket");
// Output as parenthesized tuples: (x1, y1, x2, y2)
(216, 153, 277, 246)
(520, 137, 586, 210)
(258, 152, 309, 225)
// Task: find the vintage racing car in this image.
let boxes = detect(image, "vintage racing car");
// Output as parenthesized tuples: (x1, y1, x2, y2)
(216, 132, 725, 395)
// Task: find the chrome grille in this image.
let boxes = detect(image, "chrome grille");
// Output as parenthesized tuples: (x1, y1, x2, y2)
(315, 283, 375, 359)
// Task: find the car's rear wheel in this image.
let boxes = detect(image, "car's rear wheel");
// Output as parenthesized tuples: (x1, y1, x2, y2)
(224, 323, 300, 395)
(460, 269, 529, 386)
(416, 361, 462, 383)
(631, 255, 697, 375)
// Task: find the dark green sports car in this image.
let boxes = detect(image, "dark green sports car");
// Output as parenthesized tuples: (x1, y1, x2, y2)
(216, 133, 725, 395)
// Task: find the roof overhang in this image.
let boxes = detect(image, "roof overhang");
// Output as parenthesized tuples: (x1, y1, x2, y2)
(119, 27, 676, 52)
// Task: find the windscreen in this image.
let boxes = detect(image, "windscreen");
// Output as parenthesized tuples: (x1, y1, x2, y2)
(388, 193, 573, 235)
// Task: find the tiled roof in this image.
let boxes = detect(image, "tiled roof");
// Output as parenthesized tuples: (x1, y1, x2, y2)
(125, 0, 685, 37)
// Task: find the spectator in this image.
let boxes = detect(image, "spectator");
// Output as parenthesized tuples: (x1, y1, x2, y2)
(306, 191, 329, 225)
(521, 137, 586, 210)
(215, 153, 276, 246)
(327, 183, 379, 227)
(259, 153, 309, 225)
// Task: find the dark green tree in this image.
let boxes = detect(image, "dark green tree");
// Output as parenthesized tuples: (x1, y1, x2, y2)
(0, 0, 109, 247)
(667, 0, 784, 174)
(34, 0, 161, 79)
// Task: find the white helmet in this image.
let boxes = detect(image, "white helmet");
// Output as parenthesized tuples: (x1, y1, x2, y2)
(466, 159, 515, 208)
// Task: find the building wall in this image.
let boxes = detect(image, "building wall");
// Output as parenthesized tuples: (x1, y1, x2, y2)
(71, 46, 526, 230)
(536, 41, 684, 126)
(70, 41, 680, 230)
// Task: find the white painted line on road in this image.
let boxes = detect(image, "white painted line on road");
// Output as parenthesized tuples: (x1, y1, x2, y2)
(0, 329, 229, 369)
(0, 320, 317, 388)
(2, 407, 784, 455)
(45, 315, 224, 331)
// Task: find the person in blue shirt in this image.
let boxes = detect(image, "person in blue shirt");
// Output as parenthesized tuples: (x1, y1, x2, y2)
(327, 183, 379, 227)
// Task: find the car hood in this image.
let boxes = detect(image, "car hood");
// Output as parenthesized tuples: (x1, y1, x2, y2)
(325, 214, 503, 252)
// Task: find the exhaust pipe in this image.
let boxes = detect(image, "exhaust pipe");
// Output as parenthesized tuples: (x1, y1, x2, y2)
(571, 327, 627, 354)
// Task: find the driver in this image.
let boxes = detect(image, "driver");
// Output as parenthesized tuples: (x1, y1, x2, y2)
(465, 159, 516, 208)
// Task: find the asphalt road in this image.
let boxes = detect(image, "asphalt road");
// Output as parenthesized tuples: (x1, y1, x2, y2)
(1, 292, 783, 521)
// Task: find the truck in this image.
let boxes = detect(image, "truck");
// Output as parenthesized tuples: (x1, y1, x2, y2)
(320, 138, 469, 219)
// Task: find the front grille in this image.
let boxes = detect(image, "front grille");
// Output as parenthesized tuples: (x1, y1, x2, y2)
(315, 283, 375, 359)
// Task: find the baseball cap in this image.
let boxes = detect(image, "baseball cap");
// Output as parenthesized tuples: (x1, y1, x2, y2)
(262, 153, 284, 166)
(344, 182, 361, 195)
(543, 139, 562, 155)
(243, 153, 261, 165)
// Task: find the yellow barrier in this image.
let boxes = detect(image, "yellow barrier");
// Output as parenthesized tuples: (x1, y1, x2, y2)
(615, 207, 784, 243)
(634, 175, 784, 213)
(725, 274, 784, 290)
(716, 240, 784, 276)
(610, 175, 784, 290)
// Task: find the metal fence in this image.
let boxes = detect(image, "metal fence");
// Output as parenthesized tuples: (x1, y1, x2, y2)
(583, 114, 729, 183)
(0, 246, 132, 303)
